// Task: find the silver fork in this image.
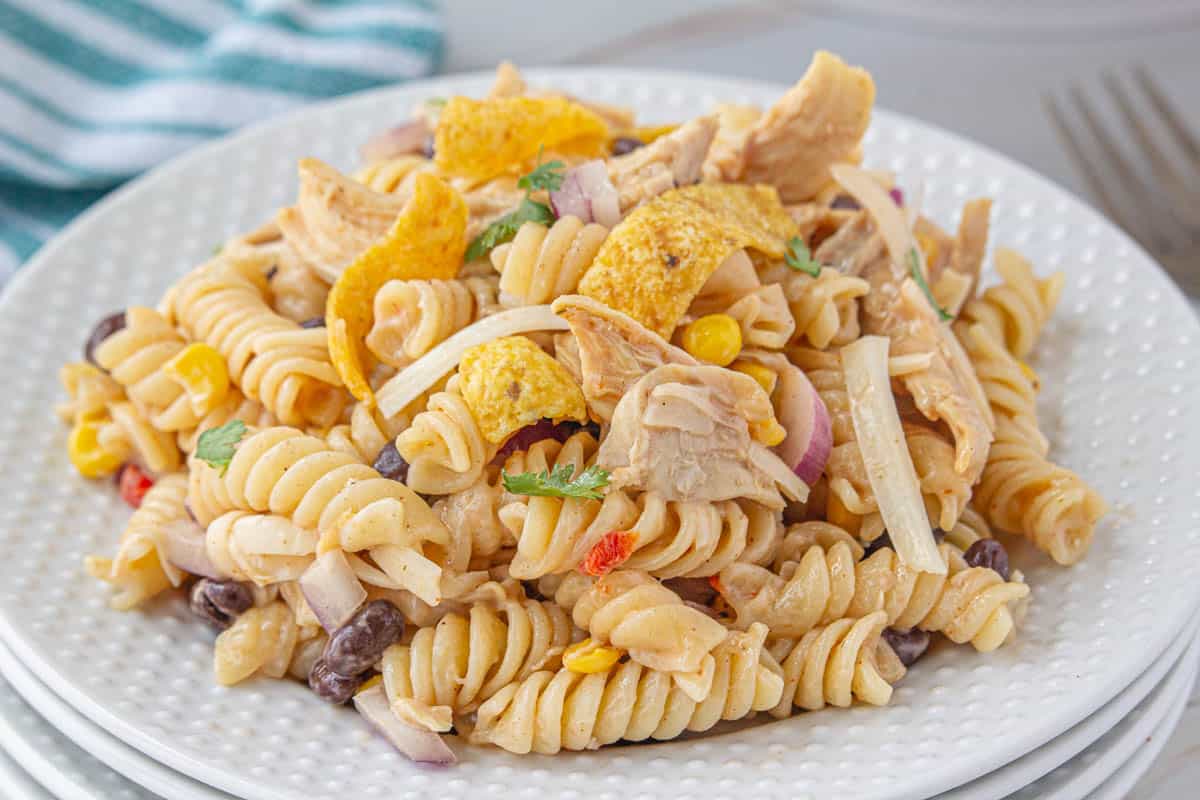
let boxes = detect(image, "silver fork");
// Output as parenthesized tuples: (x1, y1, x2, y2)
(1045, 67, 1200, 296)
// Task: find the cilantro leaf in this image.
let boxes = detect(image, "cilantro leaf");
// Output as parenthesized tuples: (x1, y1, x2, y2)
(195, 420, 246, 476)
(465, 197, 555, 261)
(784, 236, 822, 277)
(518, 148, 566, 194)
(502, 463, 610, 501)
(908, 247, 952, 322)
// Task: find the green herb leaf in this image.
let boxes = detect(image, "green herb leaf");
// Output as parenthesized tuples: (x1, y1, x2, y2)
(425, 97, 448, 108)
(465, 197, 556, 261)
(909, 247, 952, 321)
(517, 148, 566, 194)
(502, 463, 610, 500)
(784, 236, 822, 277)
(195, 420, 246, 476)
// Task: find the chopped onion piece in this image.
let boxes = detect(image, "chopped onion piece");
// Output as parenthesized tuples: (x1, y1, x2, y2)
(300, 550, 367, 633)
(163, 519, 225, 581)
(354, 685, 456, 764)
(376, 306, 568, 418)
(360, 121, 429, 164)
(841, 336, 945, 575)
(830, 163, 913, 271)
(749, 443, 808, 504)
(888, 352, 934, 376)
(549, 170, 590, 220)
(574, 160, 621, 227)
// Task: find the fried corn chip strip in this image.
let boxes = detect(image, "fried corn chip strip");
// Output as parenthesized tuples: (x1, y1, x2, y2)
(326, 173, 468, 404)
(577, 183, 797, 338)
(434, 96, 609, 183)
(457, 335, 587, 444)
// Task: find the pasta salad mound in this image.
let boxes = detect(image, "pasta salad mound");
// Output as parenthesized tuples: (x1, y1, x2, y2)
(64, 52, 1106, 763)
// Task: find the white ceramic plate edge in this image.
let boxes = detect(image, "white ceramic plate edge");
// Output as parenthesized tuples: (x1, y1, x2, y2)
(0, 68, 1198, 800)
(0, 747, 55, 800)
(936, 617, 1200, 800)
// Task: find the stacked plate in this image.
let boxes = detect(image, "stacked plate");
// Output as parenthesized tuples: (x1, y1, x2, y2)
(0, 69, 1198, 800)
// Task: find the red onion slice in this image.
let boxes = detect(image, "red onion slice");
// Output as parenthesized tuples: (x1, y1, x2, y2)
(550, 160, 621, 227)
(354, 685, 457, 764)
(549, 170, 590, 221)
(773, 361, 833, 486)
(300, 550, 368, 633)
(360, 121, 430, 164)
(163, 519, 225, 580)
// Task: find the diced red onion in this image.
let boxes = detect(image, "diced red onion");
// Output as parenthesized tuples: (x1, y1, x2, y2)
(549, 160, 621, 227)
(354, 685, 456, 764)
(889, 187, 904, 207)
(360, 121, 430, 164)
(163, 519, 225, 580)
(300, 550, 368, 633)
(773, 362, 833, 486)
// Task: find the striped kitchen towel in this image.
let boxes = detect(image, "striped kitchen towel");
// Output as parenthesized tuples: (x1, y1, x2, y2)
(0, 0, 443, 284)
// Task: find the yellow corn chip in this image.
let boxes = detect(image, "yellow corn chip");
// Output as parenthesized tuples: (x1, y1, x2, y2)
(457, 336, 586, 444)
(326, 173, 468, 404)
(577, 183, 797, 338)
(434, 96, 609, 182)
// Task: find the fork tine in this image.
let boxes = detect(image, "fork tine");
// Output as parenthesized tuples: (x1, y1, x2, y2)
(1103, 73, 1200, 230)
(1043, 93, 1137, 237)
(1067, 85, 1185, 252)
(1134, 65, 1200, 165)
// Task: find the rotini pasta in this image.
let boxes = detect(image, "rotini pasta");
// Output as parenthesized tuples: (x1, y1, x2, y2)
(380, 593, 572, 730)
(366, 276, 499, 368)
(723, 283, 796, 349)
(395, 379, 493, 496)
(960, 247, 1064, 361)
(470, 623, 783, 754)
(778, 268, 870, 349)
(213, 601, 300, 686)
(490, 217, 608, 307)
(84, 474, 189, 610)
(166, 253, 347, 428)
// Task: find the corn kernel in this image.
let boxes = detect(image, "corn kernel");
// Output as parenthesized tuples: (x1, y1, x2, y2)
(164, 343, 230, 416)
(563, 638, 623, 674)
(1018, 360, 1041, 391)
(916, 232, 939, 266)
(68, 420, 124, 478)
(754, 418, 788, 447)
(681, 313, 742, 366)
(356, 674, 383, 695)
(731, 360, 778, 395)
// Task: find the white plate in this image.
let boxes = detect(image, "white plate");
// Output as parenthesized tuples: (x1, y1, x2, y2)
(1016, 634, 1200, 800)
(1087, 681, 1195, 800)
(933, 619, 1200, 800)
(0, 639, 227, 800)
(0, 68, 1199, 800)
(0, 749, 56, 800)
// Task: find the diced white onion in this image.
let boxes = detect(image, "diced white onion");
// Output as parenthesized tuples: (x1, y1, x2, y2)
(830, 163, 913, 270)
(354, 685, 456, 764)
(163, 519, 225, 580)
(300, 550, 367, 633)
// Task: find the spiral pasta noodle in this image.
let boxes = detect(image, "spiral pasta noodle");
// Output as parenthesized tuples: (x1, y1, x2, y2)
(558, 570, 727, 678)
(470, 623, 783, 754)
(781, 268, 870, 349)
(353, 155, 432, 194)
(177, 392, 274, 455)
(433, 465, 515, 574)
(395, 379, 493, 496)
(206, 511, 318, 586)
(956, 321, 1046, 453)
(326, 401, 414, 465)
(213, 601, 300, 686)
(380, 595, 572, 731)
(84, 474, 190, 610)
(723, 283, 796, 349)
(94, 307, 196, 431)
(166, 253, 346, 428)
(100, 400, 181, 475)
(366, 277, 499, 368)
(904, 421, 971, 532)
(960, 248, 1064, 360)
(187, 425, 450, 603)
(719, 539, 1030, 651)
(764, 611, 904, 715)
(943, 506, 993, 551)
(57, 362, 124, 425)
(222, 221, 330, 324)
(490, 217, 608, 307)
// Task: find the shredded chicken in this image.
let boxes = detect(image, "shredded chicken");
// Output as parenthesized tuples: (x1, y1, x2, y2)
(607, 115, 718, 214)
(712, 51, 875, 203)
(598, 364, 786, 510)
(488, 61, 527, 98)
(276, 158, 407, 283)
(551, 295, 696, 421)
(702, 103, 763, 182)
(813, 211, 886, 278)
(946, 198, 992, 300)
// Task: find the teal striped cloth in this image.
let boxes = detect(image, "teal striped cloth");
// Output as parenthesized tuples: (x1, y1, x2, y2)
(0, 0, 444, 283)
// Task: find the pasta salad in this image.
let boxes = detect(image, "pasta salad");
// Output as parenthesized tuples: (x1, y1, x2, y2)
(63, 52, 1107, 762)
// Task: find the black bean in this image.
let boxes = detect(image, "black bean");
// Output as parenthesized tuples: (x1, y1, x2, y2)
(882, 627, 931, 667)
(265, 264, 279, 282)
(611, 136, 645, 156)
(83, 311, 126, 366)
(863, 532, 893, 558)
(189, 579, 253, 629)
(309, 659, 368, 704)
(299, 316, 326, 329)
(372, 441, 409, 483)
(932, 528, 946, 544)
(495, 419, 578, 460)
(963, 539, 1011, 581)
(422, 134, 436, 160)
(830, 194, 860, 210)
(324, 600, 405, 677)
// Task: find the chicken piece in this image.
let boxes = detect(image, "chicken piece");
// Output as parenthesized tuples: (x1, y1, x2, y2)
(715, 51, 875, 203)
(702, 103, 763, 183)
(946, 198, 992, 300)
(551, 295, 696, 422)
(489, 61, 527, 98)
(276, 158, 407, 283)
(607, 115, 718, 214)
(597, 364, 787, 510)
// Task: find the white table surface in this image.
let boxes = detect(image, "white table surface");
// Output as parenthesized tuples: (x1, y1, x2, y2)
(441, 2, 1200, 797)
